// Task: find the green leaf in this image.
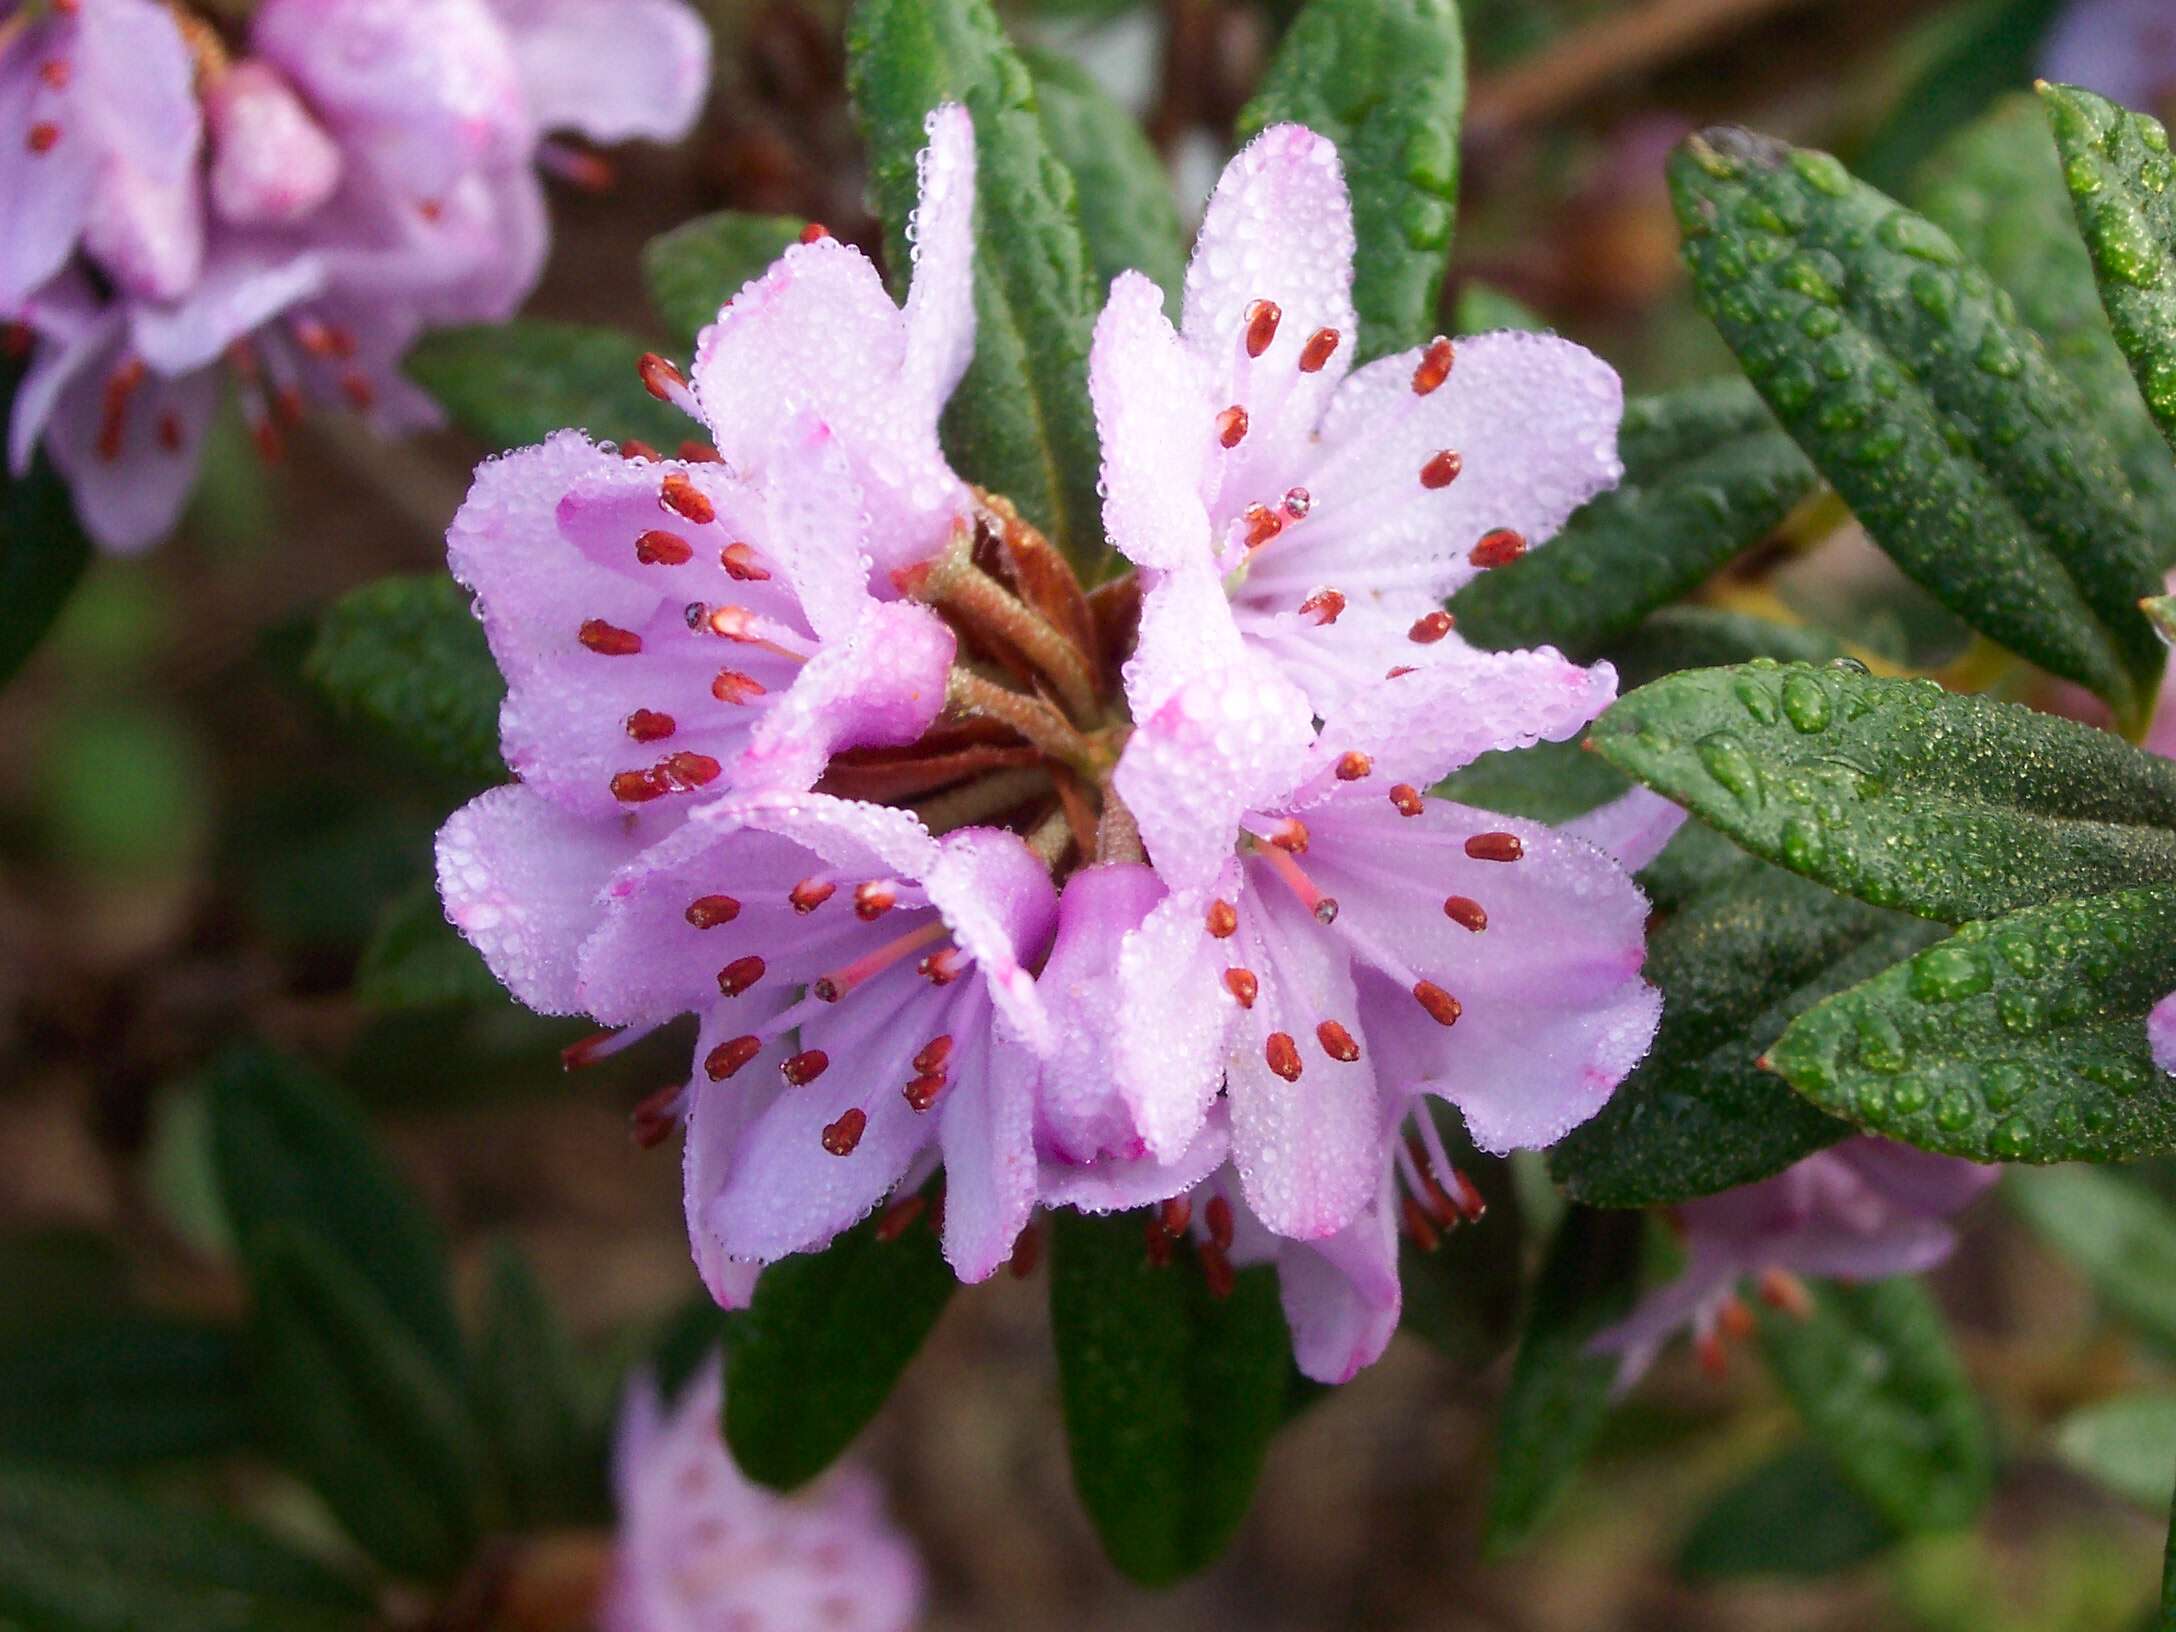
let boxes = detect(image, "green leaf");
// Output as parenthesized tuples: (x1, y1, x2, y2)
(1610, 606, 1853, 689)
(206, 1044, 464, 1372)
(246, 1227, 486, 1581)
(1675, 1443, 1897, 1579)
(1757, 1278, 1993, 1534)
(2043, 84, 2176, 463)
(357, 878, 503, 1011)
(1550, 865, 1936, 1207)
(1853, 0, 2066, 195)
(2164, 1486, 2175, 1632)
(1591, 662, 2176, 923)
(847, 0, 1104, 565)
(474, 1243, 605, 1528)
(1484, 1206, 1645, 1556)
(1434, 734, 1628, 824)
(1451, 380, 1817, 656)
(2053, 1394, 2176, 1509)
(1397, 1142, 1525, 1371)
(1238, 0, 1466, 362)
(1018, 45, 1186, 305)
(302, 572, 505, 787)
(724, 1194, 955, 1489)
(1670, 129, 2166, 730)
(0, 1317, 249, 1466)
(405, 320, 692, 453)
(1049, 1208, 1290, 1584)
(2006, 1166, 2176, 1350)
(1770, 887, 2176, 1163)
(1453, 278, 1546, 333)
(0, 385, 91, 689)
(643, 212, 807, 348)
(1915, 94, 2176, 556)
(0, 1463, 368, 1632)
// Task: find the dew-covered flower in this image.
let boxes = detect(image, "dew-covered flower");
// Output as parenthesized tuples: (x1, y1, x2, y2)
(1592, 1137, 1997, 1387)
(1089, 120, 1623, 712)
(606, 1359, 923, 1632)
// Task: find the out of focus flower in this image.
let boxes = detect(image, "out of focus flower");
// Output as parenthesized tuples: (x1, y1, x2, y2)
(2044, 0, 2176, 114)
(606, 1360, 923, 1632)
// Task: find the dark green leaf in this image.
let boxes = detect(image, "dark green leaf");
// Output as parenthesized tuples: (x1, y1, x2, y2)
(303, 572, 504, 787)
(1670, 129, 2165, 729)
(207, 1044, 463, 1371)
(1770, 887, 2176, 1163)
(1611, 606, 1853, 689)
(1452, 380, 1817, 656)
(474, 1243, 605, 1528)
(1398, 1139, 1524, 1371)
(0, 389, 91, 689)
(1636, 818, 1754, 916)
(1675, 1443, 1897, 1579)
(0, 1463, 368, 1632)
(1049, 1208, 1290, 1584)
(1019, 45, 1185, 304)
(2053, 1394, 2176, 1508)
(1239, 0, 1465, 362)
(1551, 865, 1936, 1207)
(0, 1317, 248, 1466)
(246, 1227, 486, 1581)
(1591, 662, 2176, 922)
(1853, 0, 2066, 195)
(2164, 1480, 2175, 1632)
(2006, 1166, 2176, 1350)
(2042, 84, 2176, 463)
(724, 1195, 954, 1489)
(1453, 279, 1546, 333)
(848, 0, 1104, 565)
(1434, 735, 1627, 824)
(643, 212, 807, 348)
(357, 878, 503, 1011)
(405, 320, 692, 453)
(1485, 1206, 1645, 1556)
(1757, 1278, 1993, 1533)
(0, 1232, 129, 1343)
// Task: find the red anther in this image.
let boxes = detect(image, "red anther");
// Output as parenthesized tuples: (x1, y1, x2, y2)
(1465, 831, 1524, 863)
(1470, 528, 1527, 569)
(1413, 981, 1462, 1027)
(1696, 1329, 1730, 1381)
(635, 529, 692, 565)
(628, 1083, 682, 1149)
(685, 894, 741, 929)
(1205, 899, 1239, 938)
(26, 121, 58, 154)
(919, 948, 964, 986)
(1144, 1216, 1174, 1266)
(821, 1106, 866, 1155)
(1199, 1240, 1236, 1300)
(1335, 750, 1373, 781)
(1, 322, 30, 358)
(1265, 1032, 1303, 1081)
(876, 1193, 927, 1241)
(1299, 588, 1345, 625)
(791, 878, 836, 913)
(660, 472, 716, 524)
(799, 221, 830, 243)
(716, 955, 766, 996)
(720, 541, 769, 580)
(1007, 1223, 1041, 1279)
(1408, 610, 1454, 644)
(1216, 405, 1249, 448)
(252, 416, 286, 464)
(95, 358, 144, 460)
(611, 769, 667, 803)
(1442, 896, 1488, 932)
(636, 352, 686, 403)
(1158, 1197, 1193, 1238)
(1281, 487, 1313, 520)
(1420, 449, 1463, 489)
(853, 881, 896, 920)
(712, 669, 767, 704)
(707, 604, 763, 640)
(1206, 1194, 1235, 1251)
(38, 59, 70, 90)
(783, 1049, 830, 1086)
(704, 1034, 763, 1080)
(155, 412, 182, 452)
(1402, 1193, 1442, 1252)
(1243, 298, 1281, 357)
(1222, 967, 1259, 1009)
(620, 440, 660, 461)
(915, 1035, 954, 1075)
(579, 618, 643, 656)
(1411, 337, 1454, 396)
(1389, 784, 1424, 817)
(660, 751, 721, 789)
(625, 709, 676, 742)
(1445, 1168, 1487, 1223)
(1386, 665, 1417, 679)
(1757, 1269, 1813, 1318)
(1241, 502, 1283, 549)
(1298, 327, 1339, 372)
(339, 372, 376, 411)
(1268, 818, 1309, 854)
(678, 440, 725, 464)
(1316, 1020, 1361, 1062)
(417, 197, 445, 223)
(1717, 1295, 1756, 1343)
(903, 1072, 945, 1111)
(560, 1029, 618, 1070)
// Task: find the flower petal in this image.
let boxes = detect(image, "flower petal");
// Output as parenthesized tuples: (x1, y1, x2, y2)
(1561, 785, 1688, 873)
(936, 1028, 1039, 1282)
(1114, 879, 1242, 1163)
(1276, 1174, 1401, 1384)
(493, 0, 711, 143)
(899, 103, 977, 416)
(1090, 270, 1219, 573)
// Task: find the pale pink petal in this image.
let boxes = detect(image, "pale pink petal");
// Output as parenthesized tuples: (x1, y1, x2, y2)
(206, 63, 344, 227)
(43, 357, 219, 554)
(81, 156, 204, 303)
(130, 244, 329, 374)
(1114, 880, 1242, 1162)
(936, 1031, 1039, 1281)
(1562, 785, 1688, 873)
(491, 0, 711, 143)
(681, 1012, 787, 1307)
(1090, 270, 1219, 573)
(0, 38, 95, 311)
(922, 827, 1059, 1052)
(898, 102, 977, 415)
(1832, 1139, 1999, 1220)
(1277, 1173, 1402, 1384)
(2154, 991, 2176, 1076)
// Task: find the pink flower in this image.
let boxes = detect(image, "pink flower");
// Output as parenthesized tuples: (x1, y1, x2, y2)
(605, 1359, 924, 1632)
(2154, 992, 2176, 1075)
(1089, 121, 1623, 712)
(2045, 0, 2176, 113)
(1592, 1137, 1998, 1387)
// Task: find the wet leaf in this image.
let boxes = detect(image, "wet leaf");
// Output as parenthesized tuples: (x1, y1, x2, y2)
(643, 212, 807, 348)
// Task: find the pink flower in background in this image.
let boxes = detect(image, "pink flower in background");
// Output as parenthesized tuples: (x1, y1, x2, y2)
(2044, 0, 2176, 114)
(606, 1360, 923, 1632)
(2153, 993, 2176, 1076)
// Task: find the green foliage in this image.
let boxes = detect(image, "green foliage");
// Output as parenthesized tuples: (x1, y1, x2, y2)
(356, 879, 504, 1011)
(1048, 1208, 1291, 1584)
(2006, 1167, 2176, 1350)
(847, 0, 1104, 565)
(1452, 380, 1817, 657)
(1019, 45, 1186, 304)
(1435, 734, 1627, 824)
(1610, 607, 1852, 689)
(1670, 128, 2165, 729)
(0, 378, 91, 689)
(1853, 0, 2067, 195)
(1591, 663, 2176, 923)
(1239, 0, 1465, 362)
(1757, 1278, 1993, 1533)
(1397, 1142, 1525, 1370)
(642, 211, 807, 347)
(473, 1243, 606, 1528)
(0, 1317, 248, 1467)
(405, 320, 692, 452)
(1770, 888, 2176, 1163)
(303, 573, 505, 788)
(2052, 1395, 2176, 1509)
(1675, 1443, 1896, 1579)
(724, 1195, 955, 1489)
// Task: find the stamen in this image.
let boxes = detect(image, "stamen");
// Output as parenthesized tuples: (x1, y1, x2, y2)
(685, 894, 740, 928)
(96, 359, 145, 461)
(658, 752, 720, 790)
(716, 955, 766, 996)
(1299, 588, 1345, 625)
(915, 1036, 954, 1075)
(1216, 405, 1249, 448)
(26, 120, 59, 154)
(1281, 487, 1312, 520)
(1696, 1327, 1730, 1380)
(1205, 899, 1239, 938)
(1465, 831, 1524, 862)
(1243, 299, 1281, 357)
(791, 878, 837, 914)
(1389, 784, 1424, 817)
(821, 1106, 866, 1155)
(919, 948, 966, 986)
(1199, 1240, 1236, 1299)
(626, 709, 676, 742)
(812, 919, 946, 1001)
(39, 59, 70, 90)
(636, 352, 693, 409)
(876, 1194, 927, 1240)
(1412, 981, 1462, 1027)
(579, 618, 643, 656)
(1758, 1268, 1813, 1317)
(1265, 1032, 1303, 1081)
(1241, 503, 1283, 549)
(1007, 1223, 1041, 1279)
(1408, 611, 1453, 643)
(1206, 1194, 1235, 1251)
(1159, 1197, 1192, 1237)
(1144, 1216, 1174, 1267)
(628, 1083, 683, 1149)
(799, 221, 830, 243)
(621, 440, 660, 461)
(854, 881, 898, 920)
(704, 1034, 763, 1080)
(635, 529, 692, 565)
(1335, 751, 1372, 781)
(1470, 528, 1527, 569)
(783, 1049, 830, 1086)
(157, 412, 182, 452)
(1316, 1020, 1361, 1062)
(712, 669, 767, 704)
(720, 541, 770, 580)
(1420, 450, 1463, 489)
(679, 440, 724, 464)
(1402, 1195, 1441, 1251)
(1223, 967, 1259, 1008)
(1717, 1296, 1756, 1342)
(611, 770, 666, 803)
(660, 472, 716, 524)
(1412, 337, 1454, 396)
(1298, 327, 1339, 372)
(1267, 817, 1309, 853)
(1255, 843, 1338, 924)
(903, 1072, 945, 1111)
(1443, 896, 1488, 932)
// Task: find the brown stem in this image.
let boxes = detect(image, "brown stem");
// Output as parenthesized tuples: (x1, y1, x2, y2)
(908, 529, 1102, 722)
(817, 743, 1044, 802)
(945, 668, 1104, 777)
(1095, 785, 1145, 865)
(912, 768, 1053, 834)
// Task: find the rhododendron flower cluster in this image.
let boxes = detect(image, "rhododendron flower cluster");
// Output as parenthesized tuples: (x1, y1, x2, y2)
(439, 105, 1668, 1381)
(2, 0, 709, 551)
